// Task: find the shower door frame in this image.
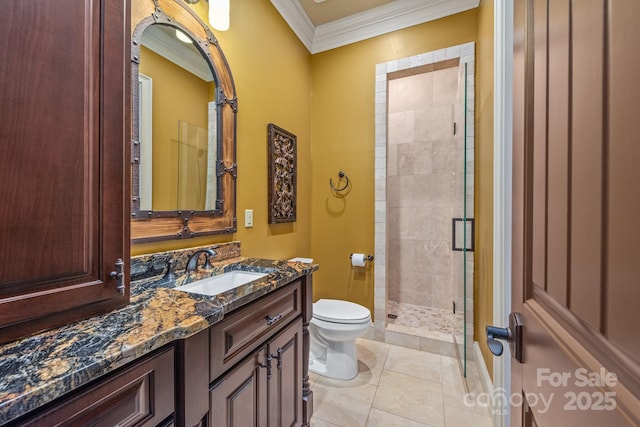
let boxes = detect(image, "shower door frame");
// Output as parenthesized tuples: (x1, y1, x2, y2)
(373, 43, 476, 366)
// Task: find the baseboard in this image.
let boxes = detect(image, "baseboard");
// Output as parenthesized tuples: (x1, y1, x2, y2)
(473, 341, 493, 395)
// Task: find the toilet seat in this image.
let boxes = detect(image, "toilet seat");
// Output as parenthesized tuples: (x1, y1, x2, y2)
(313, 299, 370, 324)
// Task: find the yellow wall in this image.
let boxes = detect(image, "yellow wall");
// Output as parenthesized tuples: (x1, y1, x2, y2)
(475, 0, 495, 378)
(132, 0, 313, 261)
(131, 1, 496, 378)
(309, 10, 479, 314)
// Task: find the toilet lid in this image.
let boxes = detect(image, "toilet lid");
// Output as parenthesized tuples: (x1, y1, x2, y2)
(313, 299, 371, 324)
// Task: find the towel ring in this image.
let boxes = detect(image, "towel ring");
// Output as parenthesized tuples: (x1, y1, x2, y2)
(329, 171, 350, 192)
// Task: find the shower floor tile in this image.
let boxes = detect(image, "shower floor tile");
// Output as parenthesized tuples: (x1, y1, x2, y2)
(386, 301, 462, 342)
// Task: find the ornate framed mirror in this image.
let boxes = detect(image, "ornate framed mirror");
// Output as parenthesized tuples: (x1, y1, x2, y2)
(131, 0, 237, 243)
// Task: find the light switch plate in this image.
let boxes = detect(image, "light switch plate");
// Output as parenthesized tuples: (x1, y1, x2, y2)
(244, 209, 253, 228)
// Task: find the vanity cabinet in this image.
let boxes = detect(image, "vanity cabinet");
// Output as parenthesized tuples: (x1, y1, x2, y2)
(17, 347, 175, 426)
(211, 318, 303, 427)
(0, 0, 130, 344)
(209, 280, 302, 380)
(210, 281, 304, 426)
(180, 276, 312, 427)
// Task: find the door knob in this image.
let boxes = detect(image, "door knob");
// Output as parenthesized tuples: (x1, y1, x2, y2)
(486, 312, 523, 363)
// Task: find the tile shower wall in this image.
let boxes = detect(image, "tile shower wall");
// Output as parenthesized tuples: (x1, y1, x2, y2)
(373, 42, 475, 351)
(387, 66, 463, 310)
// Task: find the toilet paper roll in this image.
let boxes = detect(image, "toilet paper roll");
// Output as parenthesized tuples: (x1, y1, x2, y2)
(351, 253, 367, 267)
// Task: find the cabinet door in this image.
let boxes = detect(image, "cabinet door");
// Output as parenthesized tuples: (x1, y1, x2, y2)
(268, 318, 303, 427)
(19, 347, 174, 426)
(0, 0, 130, 343)
(210, 347, 269, 427)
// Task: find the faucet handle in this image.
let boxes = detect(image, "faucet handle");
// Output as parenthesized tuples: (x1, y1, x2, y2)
(163, 258, 176, 281)
(203, 257, 213, 270)
(203, 249, 217, 269)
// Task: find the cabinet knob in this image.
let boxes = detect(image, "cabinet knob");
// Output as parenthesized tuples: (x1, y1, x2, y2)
(265, 313, 282, 326)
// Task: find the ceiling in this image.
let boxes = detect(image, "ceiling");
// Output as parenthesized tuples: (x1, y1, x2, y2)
(270, 0, 480, 54)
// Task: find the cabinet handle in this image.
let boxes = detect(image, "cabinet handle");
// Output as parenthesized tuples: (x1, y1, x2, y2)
(265, 313, 282, 325)
(109, 258, 125, 295)
(271, 348, 283, 370)
(258, 354, 273, 379)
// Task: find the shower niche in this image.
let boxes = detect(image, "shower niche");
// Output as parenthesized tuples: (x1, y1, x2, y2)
(374, 43, 475, 381)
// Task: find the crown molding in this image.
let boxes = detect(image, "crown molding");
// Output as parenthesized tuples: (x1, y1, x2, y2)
(270, 0, 315, 52)
(271, 0, 480, 54)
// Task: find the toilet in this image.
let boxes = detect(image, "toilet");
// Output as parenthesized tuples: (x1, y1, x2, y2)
(309, 299, 372, 380)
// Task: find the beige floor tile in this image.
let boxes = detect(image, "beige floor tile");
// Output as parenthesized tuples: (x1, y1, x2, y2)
(383, 345, 442, 382)
(311, 381, 377, 427)
(443, 386, 492, 417)
(310, 340, 493, 427)
(355, 338, 390, 385)
(365, 408, 432, 426)
(441, 356, 491, 417)
(310, 417, 342, 427)
(372, 370, 444, 427)
(441, 356, 466, 394)
(309, 372, 319, 387)
(444, 405, 493, 427)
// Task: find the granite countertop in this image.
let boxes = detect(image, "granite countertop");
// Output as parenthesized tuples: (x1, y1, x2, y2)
(0, 257, 317, 425)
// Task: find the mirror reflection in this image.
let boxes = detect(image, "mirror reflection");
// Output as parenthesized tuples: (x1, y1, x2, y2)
(138, 24, 217, 211)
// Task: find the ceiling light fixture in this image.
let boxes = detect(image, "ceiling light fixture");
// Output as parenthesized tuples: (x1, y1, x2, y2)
(175, 28, 193, 43)
(209, 0, 230, 31)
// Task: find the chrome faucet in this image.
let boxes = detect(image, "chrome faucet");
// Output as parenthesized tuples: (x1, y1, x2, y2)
(185, 249, 217, 274)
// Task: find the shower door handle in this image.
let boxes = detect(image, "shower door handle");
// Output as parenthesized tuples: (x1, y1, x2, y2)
(452, 218, 475, 251)
(486, 312, 523, 363)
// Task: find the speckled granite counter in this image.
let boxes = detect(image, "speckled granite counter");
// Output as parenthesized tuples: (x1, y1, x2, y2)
(0, 247, 317, 425)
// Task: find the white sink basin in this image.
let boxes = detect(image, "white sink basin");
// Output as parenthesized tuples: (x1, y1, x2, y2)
(175, 270, 269, 296)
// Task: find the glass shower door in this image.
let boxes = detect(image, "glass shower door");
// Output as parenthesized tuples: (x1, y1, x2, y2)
(452, 61, 473, 380)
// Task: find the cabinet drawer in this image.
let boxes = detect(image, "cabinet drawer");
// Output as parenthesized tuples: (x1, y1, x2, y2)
(210, 280, 301, 380)
(19, 347, 175, 426)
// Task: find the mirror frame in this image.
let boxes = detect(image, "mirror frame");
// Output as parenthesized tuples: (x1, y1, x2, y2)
(131, 0, 237, 243)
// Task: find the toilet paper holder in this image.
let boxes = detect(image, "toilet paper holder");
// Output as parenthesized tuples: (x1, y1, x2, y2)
(350, 254, 374, 262)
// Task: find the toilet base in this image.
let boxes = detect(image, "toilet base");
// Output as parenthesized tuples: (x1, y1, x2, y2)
(309, 338, 359, 380)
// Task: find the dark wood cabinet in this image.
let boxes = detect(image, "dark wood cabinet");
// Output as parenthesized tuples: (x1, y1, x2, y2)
(210, 319, 303, 427)
(267, 318, 303, 427)
(210, 280, 302, 381)
(0, 0, 130, 344)
(210, 346, 269, 426)
(208, 281, 305, 427)
(18, 347, 175, 426)
(179, 277, 313, 427)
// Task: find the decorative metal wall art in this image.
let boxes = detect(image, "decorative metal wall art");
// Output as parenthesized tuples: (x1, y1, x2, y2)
(267, 123, 297, 223)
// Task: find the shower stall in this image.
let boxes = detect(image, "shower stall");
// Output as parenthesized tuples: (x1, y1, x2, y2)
(374, 43, 475, 379)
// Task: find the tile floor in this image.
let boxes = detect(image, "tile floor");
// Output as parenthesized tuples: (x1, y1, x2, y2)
(309, 339, 493, 427)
